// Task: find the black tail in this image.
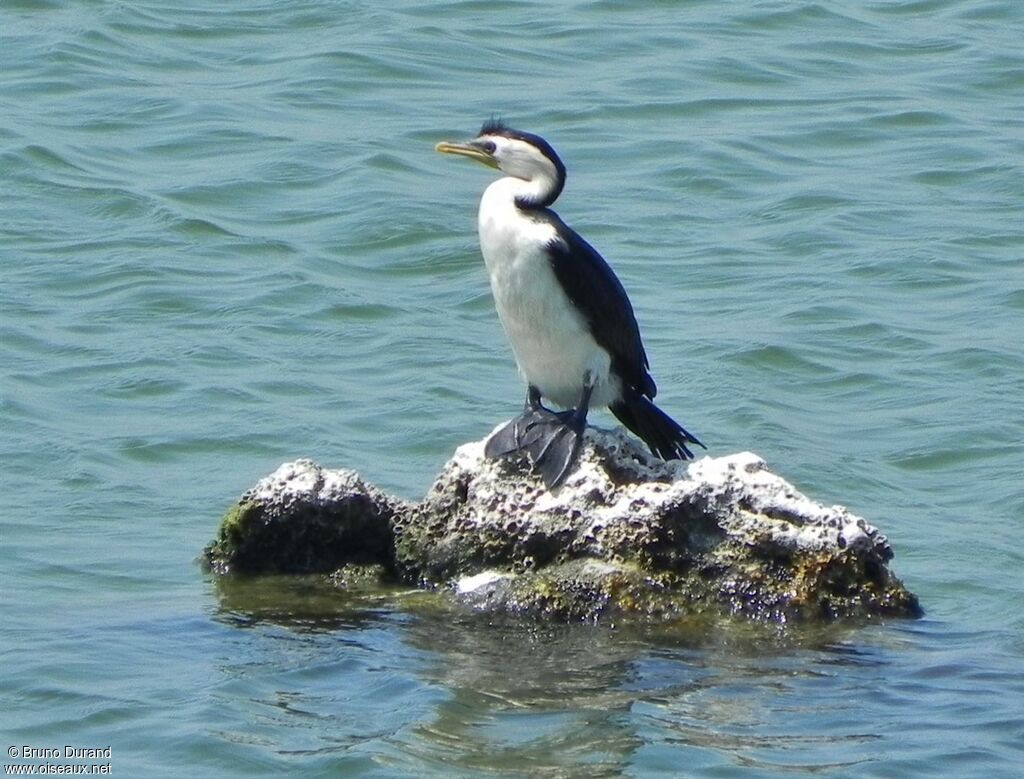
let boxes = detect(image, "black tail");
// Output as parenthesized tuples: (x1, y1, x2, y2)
(610, 391, 705, 460)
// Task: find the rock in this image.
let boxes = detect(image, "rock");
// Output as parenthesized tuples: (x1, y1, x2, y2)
(203, 429, 921, 623)
(203, 459, 405, 575)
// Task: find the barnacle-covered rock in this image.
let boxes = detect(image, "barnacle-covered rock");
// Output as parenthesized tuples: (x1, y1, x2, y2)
(204, 429, 921, 623)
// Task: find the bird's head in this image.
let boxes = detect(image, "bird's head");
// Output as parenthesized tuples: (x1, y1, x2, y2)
(435, 119, 566, 208)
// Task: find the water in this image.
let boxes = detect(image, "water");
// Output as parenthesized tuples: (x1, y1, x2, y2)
(2, 0, 1023, 775)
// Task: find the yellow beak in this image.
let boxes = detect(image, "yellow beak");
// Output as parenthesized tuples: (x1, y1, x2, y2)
(434, 141, 500, 169)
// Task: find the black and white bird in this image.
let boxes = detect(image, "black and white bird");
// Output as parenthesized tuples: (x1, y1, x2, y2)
(436, 120, 704, 486)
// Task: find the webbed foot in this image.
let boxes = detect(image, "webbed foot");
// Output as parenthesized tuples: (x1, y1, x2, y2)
(484, 408, 585, 488)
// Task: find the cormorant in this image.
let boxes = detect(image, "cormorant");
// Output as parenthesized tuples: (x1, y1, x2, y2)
(436, 120, 704, 486)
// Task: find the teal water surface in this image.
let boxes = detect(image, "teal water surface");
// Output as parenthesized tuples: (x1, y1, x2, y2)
(3, 1, 1023, 776)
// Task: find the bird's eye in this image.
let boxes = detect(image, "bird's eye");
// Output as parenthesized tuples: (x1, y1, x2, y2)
(479, 140, 497, 154)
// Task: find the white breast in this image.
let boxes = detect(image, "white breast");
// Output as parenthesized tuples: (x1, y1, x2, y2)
(477, 178, 617, 409)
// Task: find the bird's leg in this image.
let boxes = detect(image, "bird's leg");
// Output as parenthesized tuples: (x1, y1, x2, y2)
(526, 384, 543, 411)
(510, 384, 555, 451)
(485, 385, 557, 459)
(485, 375, 594, 488)
(553, 374, 594, 432)
(528, 371, 594, 488)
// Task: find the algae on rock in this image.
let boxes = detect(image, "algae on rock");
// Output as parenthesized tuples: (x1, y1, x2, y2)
(204, 460, 404, 575)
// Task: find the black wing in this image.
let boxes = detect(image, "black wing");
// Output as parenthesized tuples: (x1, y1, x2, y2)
(542, 211, 657, 399)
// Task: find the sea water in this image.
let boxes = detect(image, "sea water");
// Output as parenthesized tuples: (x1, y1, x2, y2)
(2, 1, 1023, 776)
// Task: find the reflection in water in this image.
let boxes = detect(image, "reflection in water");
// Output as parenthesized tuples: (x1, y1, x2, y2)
(209, 574, 906, 776)
(401, 613, 651, 776)
(403, 612, 892, 776)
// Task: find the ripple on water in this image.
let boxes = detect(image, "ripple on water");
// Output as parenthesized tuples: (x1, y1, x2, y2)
(3, 0, 1024, 776)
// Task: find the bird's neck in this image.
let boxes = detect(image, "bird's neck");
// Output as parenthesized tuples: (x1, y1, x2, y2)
(479, 179, 536, 238)
(489, 171, 562, 211)
(477, 179, 561, 272)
